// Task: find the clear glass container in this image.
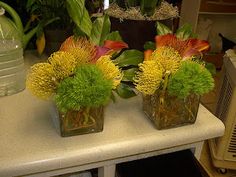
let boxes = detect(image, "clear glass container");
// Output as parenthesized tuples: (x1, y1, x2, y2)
(59, 106, 104, 137)
(0, 8, 25, 96)
(143, 92, 200, 130)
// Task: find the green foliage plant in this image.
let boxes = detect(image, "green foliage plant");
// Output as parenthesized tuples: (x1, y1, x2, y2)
(168, 61, 214, 99)
(0, 1, 57, 49)
(54, 65, 113, 113)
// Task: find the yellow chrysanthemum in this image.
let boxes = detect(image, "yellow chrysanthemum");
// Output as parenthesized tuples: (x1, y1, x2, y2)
(60, 36, 96, 64)
(26, 63, 57, 99)
(96, 55, 123, 88)
(48, 51, 77, 80)
(151, 46, 182, 73)
(134, 60, 164, 95)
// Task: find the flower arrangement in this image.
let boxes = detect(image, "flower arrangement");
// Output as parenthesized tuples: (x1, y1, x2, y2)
(26, 36, 128, 136)
(134, 22, 215, 129)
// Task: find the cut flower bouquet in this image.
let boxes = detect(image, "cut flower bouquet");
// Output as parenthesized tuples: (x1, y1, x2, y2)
(134, 22, 215, 129)
(26, 36, 128, 136)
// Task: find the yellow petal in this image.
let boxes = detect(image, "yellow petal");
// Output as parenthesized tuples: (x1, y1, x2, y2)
(134, 60, 164, 95)
(96, 55, 123, 89)
(36, 33, 46, 55)
(26, 63, 56, 99)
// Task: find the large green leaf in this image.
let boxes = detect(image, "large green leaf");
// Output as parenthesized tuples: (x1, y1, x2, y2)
(122, 68, 138, 82)
(66, 0, 92, 37)
(114, 50, 143, 67)
(175, 23, 197, 40)
(115, 83, 137, 98)
(156, 22, 172, 35)
(105, 31, 123, 41)
(90, 15, 111, 46)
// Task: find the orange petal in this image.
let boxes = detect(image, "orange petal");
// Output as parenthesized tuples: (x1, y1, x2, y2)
(103, 40, 129, 50)
(59, 36, 76, 51)
(144, 50, 153, 60)
(155, 34, 177, 48)
(188, 39, 210, 52)
(183, 39, 210, 57)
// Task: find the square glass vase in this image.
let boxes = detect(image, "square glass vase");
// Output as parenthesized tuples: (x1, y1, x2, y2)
(53, 106, 104, 137)
(143, 92, 200, 130)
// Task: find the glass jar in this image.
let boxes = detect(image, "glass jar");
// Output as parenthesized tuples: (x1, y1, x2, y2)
(143, 92, 200, 130)
(0, 8, 25, 96)
(59, 106, 104, 137)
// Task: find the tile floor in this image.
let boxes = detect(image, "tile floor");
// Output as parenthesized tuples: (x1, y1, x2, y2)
(199, 70, 236, 177)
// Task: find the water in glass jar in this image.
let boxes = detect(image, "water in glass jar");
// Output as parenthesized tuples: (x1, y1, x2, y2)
(0, 40, 25, 96)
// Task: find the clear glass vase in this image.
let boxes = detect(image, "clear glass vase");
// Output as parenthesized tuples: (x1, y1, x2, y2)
(143, 92, 200, 130)
(59, 106, 104, 137)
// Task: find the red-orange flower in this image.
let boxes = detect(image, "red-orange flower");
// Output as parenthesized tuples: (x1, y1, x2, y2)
(94, 40, 129, 61)
(155, 34, 210, 59)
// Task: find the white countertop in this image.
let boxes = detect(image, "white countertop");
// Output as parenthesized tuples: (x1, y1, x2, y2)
(0, 51, 225, 177)
(0, 89, 225, 177)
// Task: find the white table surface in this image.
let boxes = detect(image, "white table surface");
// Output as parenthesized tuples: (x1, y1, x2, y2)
(0, 51, 225, 177)
(0, 89, 225, 177)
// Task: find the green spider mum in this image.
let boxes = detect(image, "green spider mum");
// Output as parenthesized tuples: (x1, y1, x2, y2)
(54, 65, 113, 112)
(168, 61, 214, 98)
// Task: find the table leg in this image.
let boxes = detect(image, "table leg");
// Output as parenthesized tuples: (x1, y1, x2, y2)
(98, 164, 116, 177)
(193, 141, 204, 160)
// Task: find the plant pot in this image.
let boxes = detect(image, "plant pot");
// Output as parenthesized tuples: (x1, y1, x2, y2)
(51, 106, 104, 137)
(110, 17, 173, 51)
(143, 92, 200, 130)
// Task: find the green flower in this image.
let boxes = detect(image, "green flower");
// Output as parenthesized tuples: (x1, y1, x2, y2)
(54, 65, 113, 112)
(168, 61, 214, 98)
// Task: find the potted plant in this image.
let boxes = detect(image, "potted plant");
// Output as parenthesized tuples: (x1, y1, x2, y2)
(105, 0, 179, 50)
(26, 35, 129, 137)
(134, 22, 215, 129)
(26, 0, 73, 55)
(26, 0, 144, 136)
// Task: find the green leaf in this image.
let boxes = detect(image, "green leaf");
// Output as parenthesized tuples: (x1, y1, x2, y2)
(127, 0, 139, 7)
(143, 41, 156, 50)
(73, 26, 88, 37)
(156, 22, 172, 35)
(90, 15, 111, 46)
(115, 83, 137, 98)
(205, 62, 216, 76)
(114, 50, 144, 67)
(122, 68, 138, 82)
(26, 0, 37, 12)
(105, 31, 123, 41)
(66, 0, 92, 37)
(175, 23, 197, 40)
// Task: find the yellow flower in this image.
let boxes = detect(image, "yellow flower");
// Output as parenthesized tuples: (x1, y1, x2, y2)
(26, 63, 57, 99)
(96, 55, 123, 88)
(60, 36, 96, 64)
(151, 46, 182, 74)
(134, 60, 164, 95)
(48, 51, 77, 80)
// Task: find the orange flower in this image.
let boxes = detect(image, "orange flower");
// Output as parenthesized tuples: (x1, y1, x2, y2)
(94, 40, 128, 62)
(155, 34, 210, 59)
(60, 36, 97, 63)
